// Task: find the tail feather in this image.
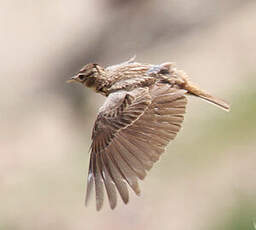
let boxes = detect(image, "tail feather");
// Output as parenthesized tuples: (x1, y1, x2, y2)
(194, 93, 230, 111)
(167, 69, 230, 111)
(183, 82, 230, 111)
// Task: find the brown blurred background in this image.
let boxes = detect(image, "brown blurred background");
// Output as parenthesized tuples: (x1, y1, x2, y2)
(1, 0, 256, 229)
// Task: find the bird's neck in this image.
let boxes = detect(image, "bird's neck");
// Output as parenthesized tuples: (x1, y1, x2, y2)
(92, 72, 110, 96)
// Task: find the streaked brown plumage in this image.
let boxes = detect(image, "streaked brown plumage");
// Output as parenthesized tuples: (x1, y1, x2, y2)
(67, 57, 230, 211)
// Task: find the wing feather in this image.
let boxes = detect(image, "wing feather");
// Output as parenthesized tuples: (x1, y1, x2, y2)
(85, 157, 94, 206)
(99, 153, 117, 209)
(109, 142, 141, 195)
(86, 83, 187, 210)
(114, 138, 147, 180)
(117, 132, 154, 170)
(102, 150, 129, 204)
(94, 153, 104, 211)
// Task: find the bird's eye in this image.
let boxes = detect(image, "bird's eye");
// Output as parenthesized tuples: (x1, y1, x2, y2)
(78, 74, 86, 81)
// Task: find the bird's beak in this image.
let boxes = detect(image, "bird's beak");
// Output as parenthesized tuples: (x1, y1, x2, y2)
(66, 76, 76, 83)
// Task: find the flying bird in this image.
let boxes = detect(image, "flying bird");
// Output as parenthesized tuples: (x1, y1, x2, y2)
(67, 57, 230, 211)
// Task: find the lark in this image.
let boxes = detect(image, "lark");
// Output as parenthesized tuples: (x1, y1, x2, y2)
(67, 57, 230, 211)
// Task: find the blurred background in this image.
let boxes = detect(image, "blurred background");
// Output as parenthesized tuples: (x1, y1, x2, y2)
(1, 0, 256, 229)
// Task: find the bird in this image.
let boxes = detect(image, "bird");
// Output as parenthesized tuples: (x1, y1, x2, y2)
(67, 56, 230, 211)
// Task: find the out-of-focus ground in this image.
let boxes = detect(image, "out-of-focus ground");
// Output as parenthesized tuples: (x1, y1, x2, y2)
(1, 0, 256, 229)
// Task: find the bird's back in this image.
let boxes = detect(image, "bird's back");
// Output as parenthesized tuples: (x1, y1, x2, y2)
(105, 62, 156, 93)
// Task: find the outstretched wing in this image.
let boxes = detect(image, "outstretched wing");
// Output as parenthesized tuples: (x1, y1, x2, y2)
(86, 88, 151, 210)
(85, 84, 187, 210)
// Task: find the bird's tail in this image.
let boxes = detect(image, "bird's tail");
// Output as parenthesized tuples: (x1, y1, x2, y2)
(175, 70, 230, 111)
(184, 81, 230, 111)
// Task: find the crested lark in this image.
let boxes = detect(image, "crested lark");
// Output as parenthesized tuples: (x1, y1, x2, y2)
(67, 57, 230, 210)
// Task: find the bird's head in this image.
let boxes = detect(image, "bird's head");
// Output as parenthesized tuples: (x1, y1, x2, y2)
(67, 63, 105, 90)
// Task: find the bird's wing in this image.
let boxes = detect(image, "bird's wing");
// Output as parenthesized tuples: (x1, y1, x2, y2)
(86, 84, 187, 210)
